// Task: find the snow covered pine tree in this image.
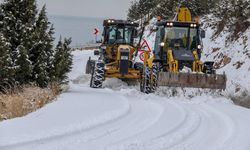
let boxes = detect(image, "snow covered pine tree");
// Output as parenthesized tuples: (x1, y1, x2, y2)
(52, 38, 73, 84)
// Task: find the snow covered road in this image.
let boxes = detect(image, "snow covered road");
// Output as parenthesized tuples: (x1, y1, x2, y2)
(1, 50, 250, 150)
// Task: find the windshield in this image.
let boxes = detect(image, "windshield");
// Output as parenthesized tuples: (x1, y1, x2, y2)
(163, 27, 198, 50)
(105, 25, 134, 45)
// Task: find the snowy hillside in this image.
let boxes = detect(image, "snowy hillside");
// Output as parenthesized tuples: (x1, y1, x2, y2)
(202, 18, 250, 101)
(1, 50, 250, 150)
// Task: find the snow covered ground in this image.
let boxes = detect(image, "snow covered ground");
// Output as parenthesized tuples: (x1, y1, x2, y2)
(1, 50, 250, 150)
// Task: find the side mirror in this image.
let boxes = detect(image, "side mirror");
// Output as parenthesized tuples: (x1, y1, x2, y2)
(94, 50, 99, 55)
(201, 29, 206, 38)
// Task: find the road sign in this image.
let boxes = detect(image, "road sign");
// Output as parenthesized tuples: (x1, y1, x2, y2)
(94, 28, 99, 35)
(139, 51, 152, 62)
(138, 39, 152, 62)
(139, 39, 151, 52)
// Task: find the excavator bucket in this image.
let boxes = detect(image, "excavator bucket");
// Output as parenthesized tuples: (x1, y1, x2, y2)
(158, 72, 227, 90)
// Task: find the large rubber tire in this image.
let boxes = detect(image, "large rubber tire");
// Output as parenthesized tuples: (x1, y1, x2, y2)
(140, 65, 151, 94)
(85, 58, 95, 74)
(90, 61, 105, 88)
(150, 63, 159, 93)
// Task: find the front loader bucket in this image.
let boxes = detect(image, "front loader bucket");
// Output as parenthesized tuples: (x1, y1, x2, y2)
(158, 72, 227, 90)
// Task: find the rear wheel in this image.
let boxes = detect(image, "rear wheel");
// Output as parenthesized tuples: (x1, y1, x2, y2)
(140, 65, 151, 94)
(90, 61, 105, 88)
(85, 57, 95, 74)
(150, 63, 159, 93)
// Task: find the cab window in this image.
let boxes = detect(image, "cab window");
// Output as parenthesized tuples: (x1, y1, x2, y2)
(106, 26, 134, 45)
(107, 27, 117, 44)
(124, 28, 133, 44)
(164, 27, 189, 50)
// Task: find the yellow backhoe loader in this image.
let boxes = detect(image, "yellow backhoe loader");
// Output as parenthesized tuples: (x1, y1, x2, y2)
(86, 19, 143, 88)
(141, 7, 227, 93)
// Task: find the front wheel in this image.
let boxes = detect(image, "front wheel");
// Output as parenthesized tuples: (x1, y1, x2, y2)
(90, 61, 105, 88)
(140, 65, 151, 94)
(150, 63, 159, 93)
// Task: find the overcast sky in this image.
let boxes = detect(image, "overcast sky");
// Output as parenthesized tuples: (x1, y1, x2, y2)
(37, 0, 132, 19)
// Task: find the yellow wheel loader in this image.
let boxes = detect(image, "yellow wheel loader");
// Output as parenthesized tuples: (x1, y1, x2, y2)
(141, 7, 227, 93)
(86, 19, 143, 88)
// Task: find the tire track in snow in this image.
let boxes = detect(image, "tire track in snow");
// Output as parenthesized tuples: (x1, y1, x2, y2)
(0, 85, 131, 150)
(166, 103, 236, 150)
(68, 98, 165, 150)
(96, 95, 188, 149)
(104, 94, 236, 150)
(109, 101, 201, 150)
(0, 86, 165, 150)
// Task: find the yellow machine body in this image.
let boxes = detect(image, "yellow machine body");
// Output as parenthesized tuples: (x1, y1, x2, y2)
(89, 19, 142, 88)
(141, 7, 227, 91)
(177, 7, 192, 22)
(104, 45, 141, 79)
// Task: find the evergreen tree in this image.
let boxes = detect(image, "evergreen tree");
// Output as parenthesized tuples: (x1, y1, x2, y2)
(46, 25, 56, 81)
(0, 7, 4, 29)
(127, 0, 221, 20)
(128, 0, 158, 21)
(62, 38, 73, 82)
(31, 5, 54, 87)
(15, 44, 32, 84)
(127, 1, 140, 20)
(1, 0, 38, 85)
(34, 48, 48, 87)
(0, 0, 37, 65)
(52, 38, 73, 84)
(138, 0, 157, 18)
(0, 33, 14, 89)
(152, 0, 179, 20)
(0, 0, 73, 89)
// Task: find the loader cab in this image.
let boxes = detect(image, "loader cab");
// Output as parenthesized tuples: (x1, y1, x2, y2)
(154, 21, 203, 61)
(102, 19, 139, 46)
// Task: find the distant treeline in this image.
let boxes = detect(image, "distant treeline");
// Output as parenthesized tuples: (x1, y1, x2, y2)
(0, 0, 73, 91)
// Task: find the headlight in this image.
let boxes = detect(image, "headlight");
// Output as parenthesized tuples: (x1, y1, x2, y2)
(190, 24, 197, 28)
(160, 42, 165, 47)
(167, 22, 173, 26)
(197, 45, 202, 49)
